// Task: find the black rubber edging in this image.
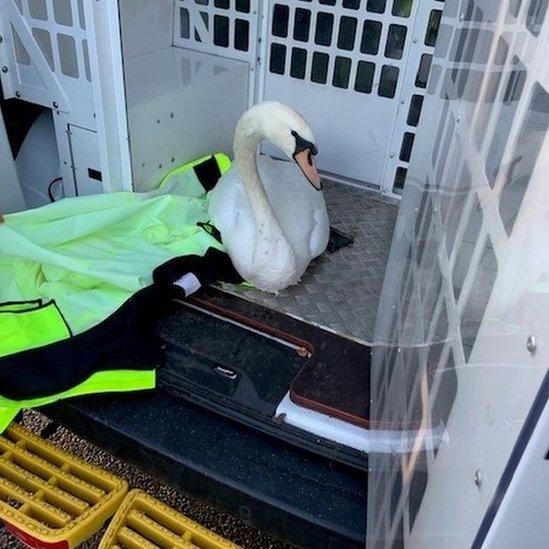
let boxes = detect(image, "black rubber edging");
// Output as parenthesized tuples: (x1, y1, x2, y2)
(472, 367, 549, 548)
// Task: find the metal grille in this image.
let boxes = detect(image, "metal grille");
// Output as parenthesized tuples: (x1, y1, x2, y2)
(263, 0, 441, 194)
(173, 0, 259, 64)
(383, 1, 444, 194)
(0, 0, 93, 121)
(368, 0, 549, 546)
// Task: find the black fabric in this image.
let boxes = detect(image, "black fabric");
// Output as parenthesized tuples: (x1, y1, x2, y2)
(197, 222, 223, 245)
(193, 156, 222, 192)
(153, 248, 243, 298)
(0, 250, 241, 401)
(0, 283, 169, 401)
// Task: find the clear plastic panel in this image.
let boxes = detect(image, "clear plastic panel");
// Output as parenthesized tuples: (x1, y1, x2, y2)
(368, 0, 549, 547)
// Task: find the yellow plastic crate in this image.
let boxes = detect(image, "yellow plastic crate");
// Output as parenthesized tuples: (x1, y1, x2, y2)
(99, 489, 241, 549)
(0, 423, 128, 548)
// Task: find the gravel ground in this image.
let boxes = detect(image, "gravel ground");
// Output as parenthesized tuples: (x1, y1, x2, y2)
(0, 410, 293, 549)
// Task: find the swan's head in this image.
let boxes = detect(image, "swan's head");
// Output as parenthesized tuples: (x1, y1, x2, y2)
(236, 101, 322, 190)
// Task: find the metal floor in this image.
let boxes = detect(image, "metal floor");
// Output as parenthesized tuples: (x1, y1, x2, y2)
(224, 181, 399, 343)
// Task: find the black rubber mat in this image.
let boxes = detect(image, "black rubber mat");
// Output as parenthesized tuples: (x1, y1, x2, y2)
(157, 304, 307, 418)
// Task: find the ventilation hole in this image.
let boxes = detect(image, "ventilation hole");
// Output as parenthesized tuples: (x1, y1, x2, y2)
(77, 0, 86, 29)
(485, 58, 527, 187)
(360, 20, 382, 54)
(343, 0, 361, 8)
(385, 24, 407, 59)
(499, 83, 549, 235)
(392, 0, 413, 17)
(53, 0, 73, 26)
(428, 63, 442, 95)
(367, 0, 386, 13)
(236, 0, 250, 13)
(399, 132, 415, 162)
(290, 47, 307, 79)
(460, 239, 497, 362)
(526, 0, 548, 36)
(311, 51, 329, 84)
(445, 164, 472, 255)
(269, 43, 286, 74)
(294, 8, 311, 42)
(213, 15, 229, 47)
(315, 12, 334, 46)
(355, 60, 375, 93)
(32, 28, 54, 70)
(82, 39, 91, 82)
(338, 16, 357, 51)
(12, 27, 30, 66)
(415, 54, 432, 88)
(180, 8, 190, 39)
(57, 33, 79, 78)
(425, 10, 442, 46)
(272, 4, 289, 38)
(319, 0, 336, 5)
(28, 0, 47, 20)
(234, 19, 249, 51)
(494, 37, 509, 66)
(378, 65, 399, 98)
(407, 94, 424, 126)
(214, 0, 229, 8)
(509, 0, 523, 17)
(453, 196, 483, 299)
(453, 28, 494, 64)
(393, 167, 407, 190)
(332, 56, 351, 88)
(199, 11, 210, 32)
(431, 350, 457, 432)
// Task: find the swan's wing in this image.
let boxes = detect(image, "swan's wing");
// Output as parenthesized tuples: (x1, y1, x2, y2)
(208, 167, 256, 272)
(208, 168, 243, 234)
(309, 200, 330, 258)
(259, 156, 330, 259)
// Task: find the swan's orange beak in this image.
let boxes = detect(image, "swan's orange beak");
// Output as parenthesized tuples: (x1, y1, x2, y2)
(295, 149, 322, 191)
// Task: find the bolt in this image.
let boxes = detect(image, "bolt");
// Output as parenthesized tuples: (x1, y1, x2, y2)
(1, 66, 8, 73)
(15, 90, 20, 98)
(390, 152, 395, 158)
(412, 37, 418, 44)
(0, 36, 3, 43)
(474, 469, 482, 488)
(400, 99, 405, 104)
(459, 13, 464, 21)
(526, 335, 537, 356)
(53, 101, 59, 109)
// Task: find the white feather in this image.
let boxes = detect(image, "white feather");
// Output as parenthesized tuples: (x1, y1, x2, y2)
(209, 102, 330, 293)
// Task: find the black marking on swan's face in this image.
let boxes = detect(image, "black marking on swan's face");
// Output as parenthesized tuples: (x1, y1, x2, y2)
(291, 130, 318, 157)
(291, 130, 322, 191)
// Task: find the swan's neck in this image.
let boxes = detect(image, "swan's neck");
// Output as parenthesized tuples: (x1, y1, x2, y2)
(234, 117, 278, 231)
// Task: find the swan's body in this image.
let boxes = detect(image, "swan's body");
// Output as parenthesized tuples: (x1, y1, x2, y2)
(209, 102, 330, 293)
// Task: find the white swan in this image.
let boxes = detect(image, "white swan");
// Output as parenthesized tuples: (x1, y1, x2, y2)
(209, 102, 330, 293)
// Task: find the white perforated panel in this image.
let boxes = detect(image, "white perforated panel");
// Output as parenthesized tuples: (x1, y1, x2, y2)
(0, 0, 94, 127)
(173, 0, 259, 64)
(262, 0, 440, 192)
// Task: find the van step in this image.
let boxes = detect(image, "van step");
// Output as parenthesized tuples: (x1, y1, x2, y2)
(99, 489, 240, 549)
(0, 423, 127, 548)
